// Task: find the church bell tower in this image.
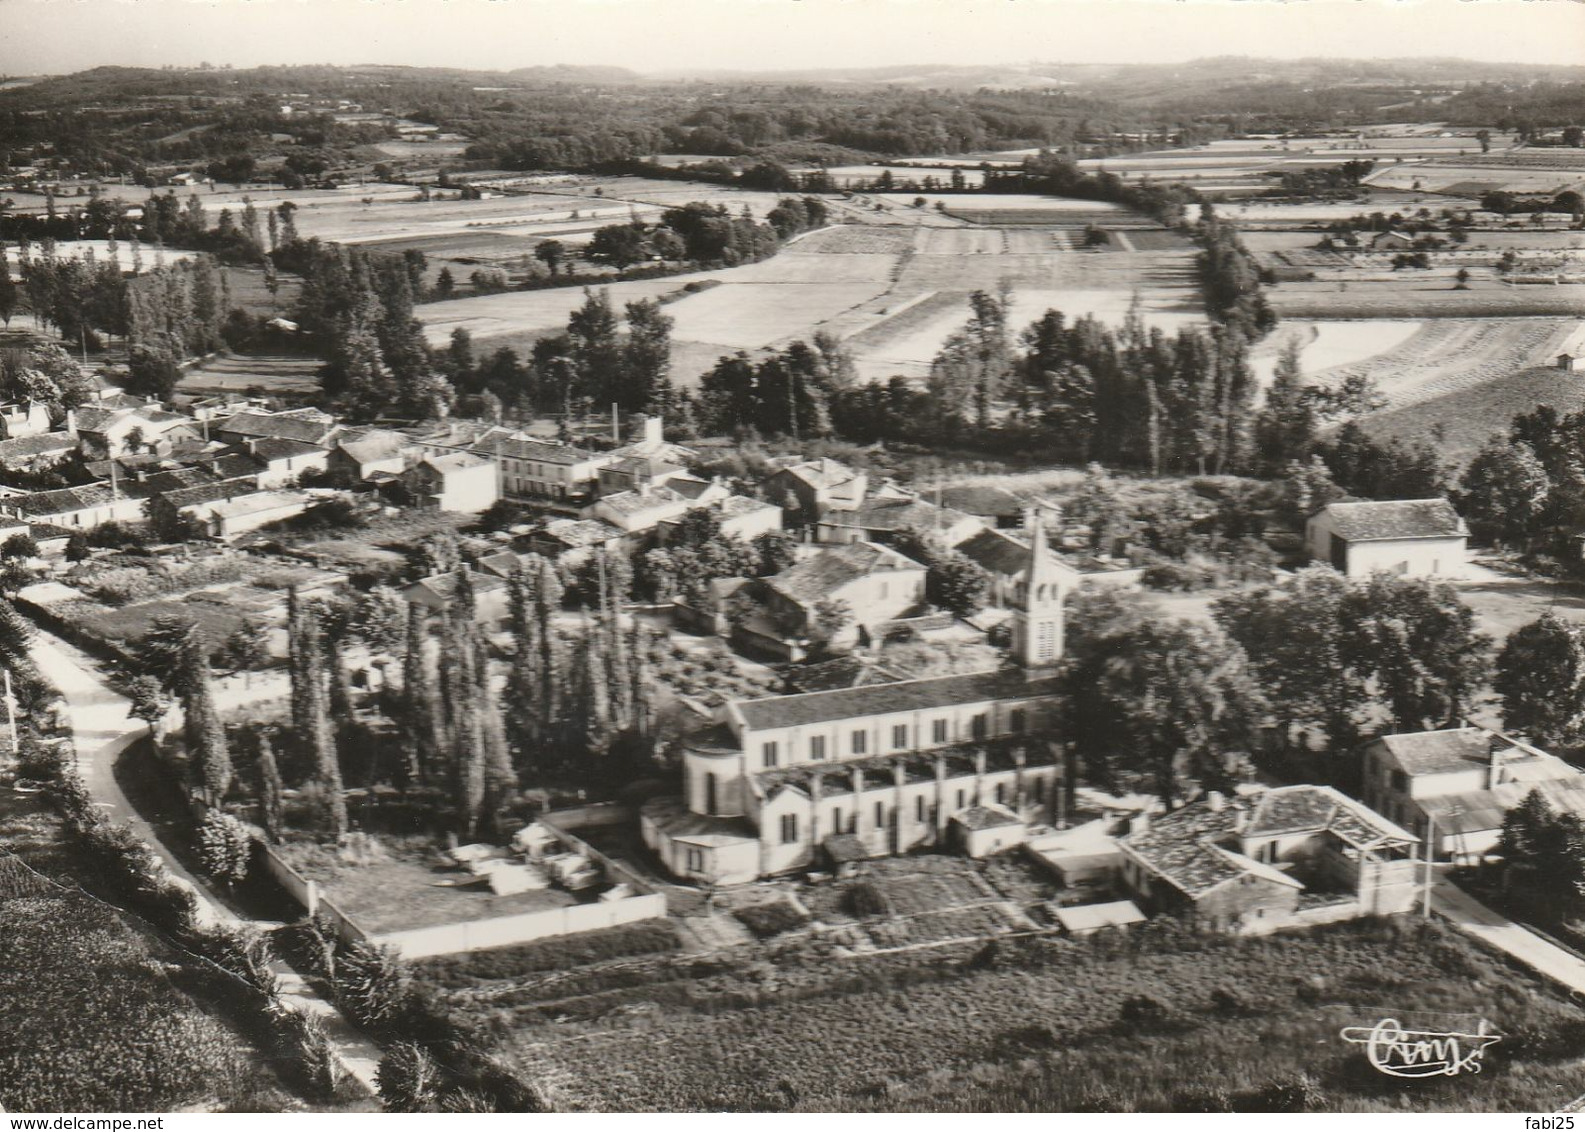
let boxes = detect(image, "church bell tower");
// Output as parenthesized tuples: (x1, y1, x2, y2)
(1011, 511, 1069, 669)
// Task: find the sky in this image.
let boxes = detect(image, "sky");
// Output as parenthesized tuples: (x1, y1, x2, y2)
(0, 0, 1581, 76)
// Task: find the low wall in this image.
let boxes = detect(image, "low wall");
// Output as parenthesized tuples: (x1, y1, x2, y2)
(371, 893, 668, 959)
(259, 842, 319, 918)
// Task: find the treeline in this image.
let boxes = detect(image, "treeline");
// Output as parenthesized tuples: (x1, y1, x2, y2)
(586, 196, 829, 270)
(1, 189, 283, 267)
(1455, 405, 1585, 562)
(1198, 210, 1276, 338)
(442, 288, 676, 416)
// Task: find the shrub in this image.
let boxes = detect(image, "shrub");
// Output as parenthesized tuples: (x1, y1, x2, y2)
(734, 897, 811, 939)
(196, 811, 253, 888)
(335, 940, 412, 1033)
(377, 1042, 443, 1112)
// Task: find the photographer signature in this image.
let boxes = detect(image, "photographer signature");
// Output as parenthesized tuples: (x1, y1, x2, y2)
(1340, 1017, 1500, 1078)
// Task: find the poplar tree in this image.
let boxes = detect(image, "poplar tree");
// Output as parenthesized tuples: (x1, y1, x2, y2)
(289, 590, 346, 839)
(181, 627, 232, 807)
(257, 731, 284, 844)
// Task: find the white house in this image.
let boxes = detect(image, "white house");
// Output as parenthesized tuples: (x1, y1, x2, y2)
(1305, 498, 1468, 578)
(403, 452, 499, 514)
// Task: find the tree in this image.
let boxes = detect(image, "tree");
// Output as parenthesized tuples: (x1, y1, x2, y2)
(0, 532, 38, 560)
(196, 810, 252, 889)
(1495, 613, 1585, 752)
(1253, 337, 1314, 473)
(808, 597, 853, 655)
(64, 533, 91, 563)
(752, 530, 798, 577)
(1062, 618, 1266, 808)
(623, 298, 674, 413)
(433, 266, 455, 299)
(535, 239, 566, 277)
(180, 627, 232, 807)
(123, 344, 182, 400)
(926, 550, 991, 618)
(1339, 572, 1491, 733)
(1456, 439, 1550, 549)
(256, 731, 285, 844)
(221, 618, 271, 678)
(126, 674, 170, 733)
(1213, 565, 1365, 753)
(289, 590, 346, 838)
(1475, 129, 1492, 154)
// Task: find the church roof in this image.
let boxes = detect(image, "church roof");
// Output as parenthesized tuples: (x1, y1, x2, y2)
(733, 667, 1062, 732)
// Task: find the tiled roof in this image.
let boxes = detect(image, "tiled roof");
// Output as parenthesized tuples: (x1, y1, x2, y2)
(335, 428, 410, 465)
(538, 518, 623, 548)
(158, 478, 256, 510)
(783, 655, 908, 694)
(609, 455, 681, 477)
(938, 485, 1033, 518)
(71, 406, 131, 433)
(1118, 805, 1247, 897)
(1371, 728, 1493, 776)
(131, 467, 219, 495)
(1242, 784, 1416, 847)
(214, 411, 339, 446)
(734, 667, 1063, 732)
(250, 437, 325, 462)
(407, 569, 509, 602)
(775, 457, 861, 491)
(199, 453, 263, 481)
(958, 528, 1033, 577)
(667, 475, 719, 501)
(208, 491, 309, 519)
(640, 795, 757, 845)
(766, 541, 923, 606)
(7, 484, 117, 516)
(820, 496, 976, 534)
(1320, 498, 1466, 542)
(421, 451, 491, 474)
(598, 485, 688, 517)
(720, 494, 777, 518)
(477, 435, 596, 465)
(0, 433, 77, 461)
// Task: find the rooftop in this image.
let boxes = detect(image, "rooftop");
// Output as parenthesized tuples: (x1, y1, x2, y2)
(214, 410, 340, 447)
(783, 654, 909, 694)
(537, 518, 623, 547)
(954, 804, 1024, 832)
(732, 667, 1063, 733)
(819, 496, 977, 534)
(1319, 498, 1467, 542)
(6, 484, 117, 516)
(766, 541, 923, 606)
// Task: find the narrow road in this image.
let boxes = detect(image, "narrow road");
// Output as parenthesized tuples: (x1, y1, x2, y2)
(1433, 878, 1585, 995)
(27, 627, 384, 1094)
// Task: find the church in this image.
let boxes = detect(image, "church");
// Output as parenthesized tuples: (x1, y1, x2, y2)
(641, 517, 1078, 885)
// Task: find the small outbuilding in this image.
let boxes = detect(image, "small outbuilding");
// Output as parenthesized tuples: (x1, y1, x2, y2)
(952, 804, 1028, 858)
(1053, 899, 1147, 937)
(1305, 498, 1467, 578)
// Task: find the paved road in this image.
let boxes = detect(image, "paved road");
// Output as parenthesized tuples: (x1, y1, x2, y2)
(1434, 878, 1585, 995)
(28, 628, 383, 1094)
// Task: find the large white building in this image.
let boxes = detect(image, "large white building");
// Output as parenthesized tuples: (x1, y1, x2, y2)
(641, 515, 1072, 885)
(1305, 498, 1467, 579)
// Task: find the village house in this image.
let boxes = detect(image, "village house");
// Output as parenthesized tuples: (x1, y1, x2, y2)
(816, 493, 986, 548)
(402, 452, 498, 514)
(73, 405, 201, 459)
(740, 541, 928, 658)
(525, 517, 626, 566)
(764, 457, 868, 521)
(641, 517, 1070, 884)
(958, 525, 1142, 605)
(656, 494, 782, 545)
(609, 413, 696, 466)
(473, 435, 611, 505)
(1116, 785, 1421, 933)
(1305, 498, 1468, 578)
(204, 490, 313, 538)
(1371, 230, 1416, 251)
(142, 477, 260, 532)
(0, 401, 53, 440)
(211, 408, 342, 449)
(1359, 725, 1585, 861)
(402, 568, 511, 623)
(0, 432, 78, 474)
(0, 484, 146, 529)
(240, 437, 330, 489)
(597, 455, 691, 497)
(586, 481, 731, 536)
(328, 428, 416, 482)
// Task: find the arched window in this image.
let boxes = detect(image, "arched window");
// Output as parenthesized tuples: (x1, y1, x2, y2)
(705, 772, 718, 815)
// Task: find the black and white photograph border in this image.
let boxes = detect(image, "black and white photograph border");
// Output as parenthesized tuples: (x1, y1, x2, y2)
(0, 0, 1584, 1117)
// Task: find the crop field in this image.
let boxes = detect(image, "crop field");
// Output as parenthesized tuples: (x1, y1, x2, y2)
(1307, 318, 1577, 410)
(179, 353, 322, 396)
(420, 201, 1207, 385)
(1359, 364, 1585, 467)
(1249, 319, 1425, 387)
(1269, 280, 1585, 319)
(1367, 163, 1585, 196)
(467, 917, 1585, 1112)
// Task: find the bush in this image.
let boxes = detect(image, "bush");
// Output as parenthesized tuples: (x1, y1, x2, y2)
(196, 811, 253, 888)
(335, 940, 412, 1033)
(734, 897, 811, 939)
(377, 1042, 443, 1112)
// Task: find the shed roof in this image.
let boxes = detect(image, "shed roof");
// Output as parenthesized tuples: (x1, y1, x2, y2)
(1053, 900, 1146, 933)
(1319, 498, 1466, 542)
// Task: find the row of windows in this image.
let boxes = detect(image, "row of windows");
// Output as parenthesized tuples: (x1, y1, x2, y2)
(759, 710, 1027, 769)
(781, 778, 1050, 841)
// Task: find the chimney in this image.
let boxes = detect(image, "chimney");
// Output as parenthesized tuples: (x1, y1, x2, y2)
(1207, 790, 1226, 812)
(643, 414, 664, 446)
(1129, 811, 1150, 835)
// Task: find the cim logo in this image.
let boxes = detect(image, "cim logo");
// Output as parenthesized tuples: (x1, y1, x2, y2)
(1340, 1015, 1501, 1078)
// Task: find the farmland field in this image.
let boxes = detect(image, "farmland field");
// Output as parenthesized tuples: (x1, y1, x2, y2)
(419, 201, 1207, 386)
(1268, 281, 1585, 319)
(451, 916, 1585, 1112)
(1249, 319, 1425, 387)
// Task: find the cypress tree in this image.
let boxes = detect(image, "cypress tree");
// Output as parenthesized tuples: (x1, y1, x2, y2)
(181, 628, 232, 807)
(257, 731, 284, 844)
(289, 589, 346, 839)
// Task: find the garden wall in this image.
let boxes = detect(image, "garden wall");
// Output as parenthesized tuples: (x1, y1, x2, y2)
(368, 894, 668, 960)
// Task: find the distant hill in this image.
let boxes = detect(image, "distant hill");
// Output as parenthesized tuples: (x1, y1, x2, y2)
(505, 64, 642, 84)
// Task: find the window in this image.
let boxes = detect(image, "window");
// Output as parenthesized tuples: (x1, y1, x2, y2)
(956, 789, 966, 810)
(1033, 778, 1046, 802)
(685, 848, 703, 872)
(1037, 621, 1058, 661)
(875, 802, 885, 828)
(809, 735, 826, 761)
(1391, 769, 1408, 793)
(762, 741, 779, 769)
(851, 730, 867, 755)
(1010, 708, 1027, 733)
(831, 807, 843, 834)
(994, 783, 1006, 805)
(971, 714, 988, 740)
(892, 724, 908, 749)
(915, 795, 926, 821)
(780, 814, 799, 844)
(932, 719, 949, 744)
(704, 773, 718, 815)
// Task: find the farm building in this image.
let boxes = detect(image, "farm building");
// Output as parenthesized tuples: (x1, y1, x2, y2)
(1305, 498, 1467, 578)
(816, 494, 985, 548)
(403, 568, 511, 623)
(1116, 785, 1420, 934)
(204, 490, 313, 538)
(1557, 326, 1585, 372)
(1371, 230, 1416, 251)
(953, 805, 1028, 857)
(1359, 725, 1585, 861)
(765, 457, 868, 521)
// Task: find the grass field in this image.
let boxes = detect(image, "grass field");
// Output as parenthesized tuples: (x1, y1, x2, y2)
(1249, 319, 1426, 387)
(1269, 281, 1585, 319)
